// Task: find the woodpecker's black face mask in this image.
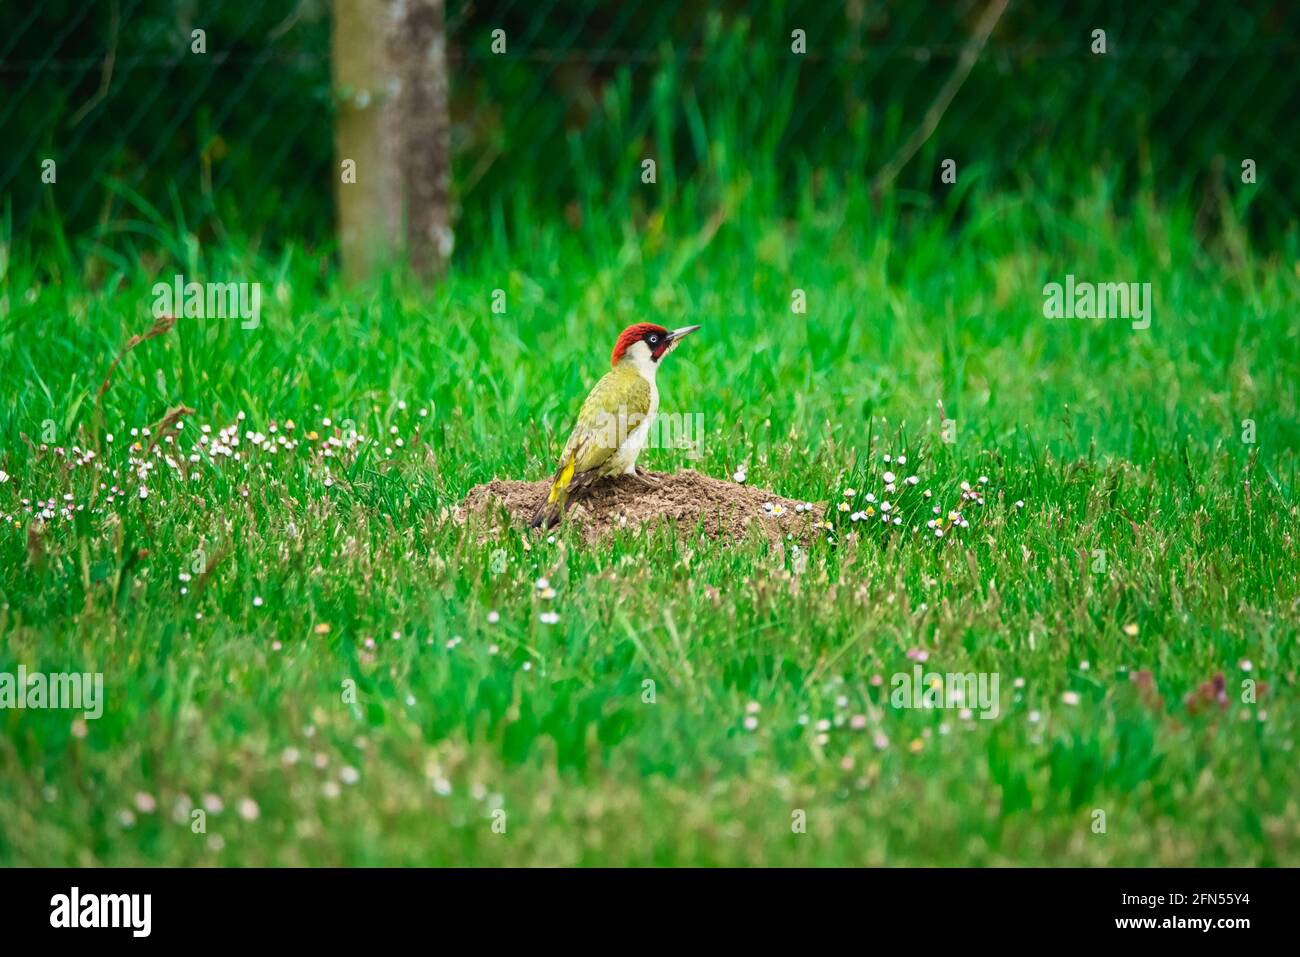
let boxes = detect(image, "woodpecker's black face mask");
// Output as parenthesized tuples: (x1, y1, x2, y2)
(650, 325, 701, 362)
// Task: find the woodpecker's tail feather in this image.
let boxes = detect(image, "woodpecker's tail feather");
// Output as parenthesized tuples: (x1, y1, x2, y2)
(530, 446, 609, 529)
(529, 493, 566, 530)
(530, 451, 578, 530)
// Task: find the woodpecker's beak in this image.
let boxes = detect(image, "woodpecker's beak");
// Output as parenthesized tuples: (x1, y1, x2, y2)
(668, 325, 701, 343)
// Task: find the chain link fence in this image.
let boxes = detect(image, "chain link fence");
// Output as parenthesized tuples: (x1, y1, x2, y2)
(2, 0, 1296, 260)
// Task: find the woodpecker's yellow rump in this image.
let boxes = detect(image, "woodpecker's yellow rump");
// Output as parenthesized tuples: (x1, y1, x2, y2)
(531, 322, 700, 529)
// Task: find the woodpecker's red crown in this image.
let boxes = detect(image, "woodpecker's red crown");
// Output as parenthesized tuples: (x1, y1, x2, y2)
(611, 323, 671, 366)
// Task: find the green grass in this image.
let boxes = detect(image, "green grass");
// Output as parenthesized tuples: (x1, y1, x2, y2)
(1, 176, 1298, 866)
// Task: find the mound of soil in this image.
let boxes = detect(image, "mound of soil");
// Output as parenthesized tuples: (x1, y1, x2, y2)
(454, 469, 824, 543)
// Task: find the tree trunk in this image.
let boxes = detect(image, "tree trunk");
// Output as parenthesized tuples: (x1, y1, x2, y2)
(332, 0, 452, 283)
(396, 0, 453, 278)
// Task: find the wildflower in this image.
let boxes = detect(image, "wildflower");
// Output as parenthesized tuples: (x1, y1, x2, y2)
(844, 488, 856, 498)
(838, 501, 850, 512)
(883, 471, 895, 484)
(1062, 691, 1081, 706)
(540, 611, 559, 625)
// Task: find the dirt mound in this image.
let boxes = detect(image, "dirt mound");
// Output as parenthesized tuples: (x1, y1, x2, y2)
(454, 469, 824, 542)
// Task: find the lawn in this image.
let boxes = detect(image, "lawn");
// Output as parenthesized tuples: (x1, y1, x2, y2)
(1, 177, 1297, 866)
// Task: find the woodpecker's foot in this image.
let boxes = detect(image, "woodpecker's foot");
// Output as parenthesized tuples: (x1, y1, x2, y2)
(624, 467, 661, 488)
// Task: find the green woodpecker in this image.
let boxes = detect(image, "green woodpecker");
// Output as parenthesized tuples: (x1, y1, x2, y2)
(531, 322, 701, 529)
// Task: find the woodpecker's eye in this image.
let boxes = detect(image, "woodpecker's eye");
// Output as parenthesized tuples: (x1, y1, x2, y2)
(647, 334, 659, 345)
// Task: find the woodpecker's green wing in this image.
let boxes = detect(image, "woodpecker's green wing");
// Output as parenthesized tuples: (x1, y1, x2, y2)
(531, 367, 651, 529)
(559, 366, 653, 474)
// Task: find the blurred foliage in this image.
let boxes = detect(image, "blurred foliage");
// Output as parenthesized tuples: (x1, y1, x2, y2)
(0, 0, 1296, 260)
